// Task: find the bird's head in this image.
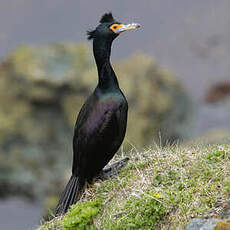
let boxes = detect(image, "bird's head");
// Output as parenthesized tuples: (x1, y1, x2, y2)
(87, 12, 140, 41)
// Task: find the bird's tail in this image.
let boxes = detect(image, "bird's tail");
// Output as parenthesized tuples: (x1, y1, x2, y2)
(55, 175, 84, 216)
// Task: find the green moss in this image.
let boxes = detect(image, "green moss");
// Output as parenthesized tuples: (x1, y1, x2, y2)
(94, 178, 120, 196)
(101, 192, 166, 230)
(38, 144, 230, 230)
(62, 198, 102, 230)
(206, 150, 230, 163)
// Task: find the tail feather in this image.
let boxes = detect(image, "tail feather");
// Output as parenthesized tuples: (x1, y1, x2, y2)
(60, 176, 75, 214)
(69, 178, 79, 207)
(55, 175, 84, 216)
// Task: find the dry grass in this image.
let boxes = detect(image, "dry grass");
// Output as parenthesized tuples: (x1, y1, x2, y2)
(38, 143, 230, 230)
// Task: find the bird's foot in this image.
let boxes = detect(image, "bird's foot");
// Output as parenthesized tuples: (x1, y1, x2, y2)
(97, 157, 129, 180)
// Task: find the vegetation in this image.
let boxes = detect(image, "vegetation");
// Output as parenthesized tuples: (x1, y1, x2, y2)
(38, 143, 230, 229)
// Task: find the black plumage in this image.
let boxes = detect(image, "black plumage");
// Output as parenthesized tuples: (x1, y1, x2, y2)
(55, 13, 140, 215)
(99, 12, 115, 23)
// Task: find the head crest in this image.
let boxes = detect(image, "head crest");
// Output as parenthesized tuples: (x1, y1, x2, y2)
(99, 12, 115, 23)
(87, 13, 116, 40)
(87, 29, 96, 40)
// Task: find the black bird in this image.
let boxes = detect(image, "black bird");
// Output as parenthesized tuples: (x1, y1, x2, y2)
(55, 13, 140, 215)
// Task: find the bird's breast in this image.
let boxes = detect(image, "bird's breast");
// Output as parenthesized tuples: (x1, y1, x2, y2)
(82, 96, 125, 135)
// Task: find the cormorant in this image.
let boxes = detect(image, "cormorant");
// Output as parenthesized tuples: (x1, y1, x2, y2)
(55, 12, 140, 215)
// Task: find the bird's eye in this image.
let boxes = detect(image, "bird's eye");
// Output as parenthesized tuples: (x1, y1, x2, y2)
(109, 24, 121, 32)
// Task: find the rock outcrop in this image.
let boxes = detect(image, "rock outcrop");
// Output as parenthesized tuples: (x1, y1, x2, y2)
(206, 81, 230, 103)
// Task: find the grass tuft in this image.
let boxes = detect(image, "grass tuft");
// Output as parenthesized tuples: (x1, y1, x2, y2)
(38, 143, 230, 230)
(100, 192, 166, 229)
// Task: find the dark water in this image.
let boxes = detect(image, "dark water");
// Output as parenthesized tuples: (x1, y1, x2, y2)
(0, 199, 42, 230)
(197, 102, 230, 135)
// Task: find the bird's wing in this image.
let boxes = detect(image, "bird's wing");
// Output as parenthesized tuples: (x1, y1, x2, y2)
(72, 96, 127, 176)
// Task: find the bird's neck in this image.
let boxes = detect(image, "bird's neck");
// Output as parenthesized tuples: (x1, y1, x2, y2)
(93, 38, 119, 91)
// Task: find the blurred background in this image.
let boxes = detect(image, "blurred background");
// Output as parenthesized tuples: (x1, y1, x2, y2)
(0, 1, 230, 229)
